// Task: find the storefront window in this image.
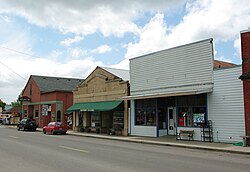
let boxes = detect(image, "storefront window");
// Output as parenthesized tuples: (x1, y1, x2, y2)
(113, 112, 124, 130)
(135, 99, 156, 126)
(91, 112, 100, 127)
(177, 94, 207, 127)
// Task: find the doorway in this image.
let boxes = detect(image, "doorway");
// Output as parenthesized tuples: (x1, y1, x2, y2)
(168, 107, 176, 135)
(56, 110, 61, 122)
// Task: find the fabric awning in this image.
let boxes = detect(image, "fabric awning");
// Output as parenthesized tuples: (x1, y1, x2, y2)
(67, 100, 123, 112)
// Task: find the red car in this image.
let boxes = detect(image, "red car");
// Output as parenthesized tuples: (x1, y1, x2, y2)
(43, 122, 67, 135)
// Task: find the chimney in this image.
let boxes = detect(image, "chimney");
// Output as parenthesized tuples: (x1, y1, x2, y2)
(240, 28, 250, 146)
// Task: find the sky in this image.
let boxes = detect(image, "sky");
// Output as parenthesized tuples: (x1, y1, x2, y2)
(0, 0, 250, 104)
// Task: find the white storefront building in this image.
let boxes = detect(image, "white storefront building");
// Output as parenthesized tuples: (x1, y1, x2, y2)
(127, 38, 245, 143)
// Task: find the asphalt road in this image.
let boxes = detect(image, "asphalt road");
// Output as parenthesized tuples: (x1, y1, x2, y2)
(0, 127, 250, 172)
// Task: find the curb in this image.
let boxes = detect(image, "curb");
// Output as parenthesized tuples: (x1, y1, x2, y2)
(4, 126, 250, 155)
(67, 132, 250, 155)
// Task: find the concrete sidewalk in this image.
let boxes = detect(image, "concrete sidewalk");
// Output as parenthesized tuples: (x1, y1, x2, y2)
(64, 130, 250, 155)
(4, 125, 250, 155)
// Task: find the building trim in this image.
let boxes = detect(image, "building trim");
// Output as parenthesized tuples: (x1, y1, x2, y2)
(23, 100, 63, 106)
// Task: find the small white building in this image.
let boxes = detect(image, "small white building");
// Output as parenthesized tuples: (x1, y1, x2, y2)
(126, 38, 245, 143)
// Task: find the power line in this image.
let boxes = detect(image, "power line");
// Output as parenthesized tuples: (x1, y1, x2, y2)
(0, 45, 42, 59)
(0, 45, 42, 81)
(0, 60, 26, 80)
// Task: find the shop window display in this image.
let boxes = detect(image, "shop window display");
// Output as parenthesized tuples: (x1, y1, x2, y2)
(177, 94, 207, 127)
(113, 112, 124, 129)
(135, 99, 156, 126)
(91, 112, 100, 127)
(136, 108, 156, 126)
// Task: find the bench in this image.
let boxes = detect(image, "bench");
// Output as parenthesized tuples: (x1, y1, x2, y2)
(177, 130, 194, 141)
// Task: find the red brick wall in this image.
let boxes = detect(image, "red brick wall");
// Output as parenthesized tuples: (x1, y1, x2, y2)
(22, 77, 41, 102)
(241, 29, 250, 145)
(22, 77, 41, 119)
(41, 91, 73, 126)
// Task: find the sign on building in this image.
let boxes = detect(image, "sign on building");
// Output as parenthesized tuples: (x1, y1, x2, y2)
(42, 105, 48, 116)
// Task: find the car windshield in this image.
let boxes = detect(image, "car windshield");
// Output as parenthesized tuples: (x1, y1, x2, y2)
(21, 119, 27, 124)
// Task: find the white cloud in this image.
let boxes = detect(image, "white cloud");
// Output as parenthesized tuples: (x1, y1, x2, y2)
(68, 47, 87, 59)
(233, 35, 241, 58)
(0, 0, 185, 37)
(119, 0, 250, 69)
(168, 0, 250, 44)
(0, 54, 103, 104)
(60, 36, 84, 46)
(91, 45, 112, 54)
(124, 13, 169, 59)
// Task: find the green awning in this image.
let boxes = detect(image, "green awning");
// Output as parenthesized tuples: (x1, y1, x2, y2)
(67, 100, 123, 112)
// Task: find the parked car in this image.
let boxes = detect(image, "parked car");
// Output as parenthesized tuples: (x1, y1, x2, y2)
(17, 118, 37, 131)
(43, 122, 67, 135)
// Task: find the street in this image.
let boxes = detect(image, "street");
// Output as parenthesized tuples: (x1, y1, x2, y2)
(0, 127, 250, 172)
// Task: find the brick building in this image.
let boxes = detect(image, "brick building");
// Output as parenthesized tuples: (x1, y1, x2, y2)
(21, 75, 82, 127)
(239, 28, 250, 146)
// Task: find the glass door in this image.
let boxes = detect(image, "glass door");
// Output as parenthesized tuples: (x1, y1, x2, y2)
(168, 107, 176, 135)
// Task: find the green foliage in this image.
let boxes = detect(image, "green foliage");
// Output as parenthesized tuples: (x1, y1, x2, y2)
(0, 99, 6, 109)
(11, 100, 21, 108)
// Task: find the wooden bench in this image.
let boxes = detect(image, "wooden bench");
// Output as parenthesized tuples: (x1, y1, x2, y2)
(177, 130, 194, 141)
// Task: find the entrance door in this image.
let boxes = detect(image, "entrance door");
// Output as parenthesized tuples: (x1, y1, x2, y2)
(56, 110, 61, 122)
(168, 107, 176, 135)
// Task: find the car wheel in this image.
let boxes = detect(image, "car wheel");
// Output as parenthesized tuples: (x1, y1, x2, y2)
(17, 127, 20, 131)
(63, 131, 67, 135)
(52, 130, 55, 135)
(43, 130, 46, 134)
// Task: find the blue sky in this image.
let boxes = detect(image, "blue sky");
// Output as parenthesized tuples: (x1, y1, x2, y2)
(0, 0, 250, 104)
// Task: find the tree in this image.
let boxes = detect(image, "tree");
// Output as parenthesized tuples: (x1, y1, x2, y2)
(11, 101, 21, 108)
(0, 99, 6, 110)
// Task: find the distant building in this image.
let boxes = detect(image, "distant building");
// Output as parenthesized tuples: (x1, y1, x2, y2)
(21, 75, 82, 127)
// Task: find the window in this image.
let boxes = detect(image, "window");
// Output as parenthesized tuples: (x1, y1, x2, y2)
(177, 94, 207, 127)
(56, 111, 61, 122)
(135, 99, 156, 126)
(35, 110, 39, 118)
(91, 112, 100, 127)
(113, 112, 124, 129)
(30, 83, 32, 96)
(24, 110, 27, 118)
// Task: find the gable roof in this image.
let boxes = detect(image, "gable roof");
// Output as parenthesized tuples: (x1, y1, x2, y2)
(101, 67, 130, 81)
(31, 75, 83, 93)
(213, 60, 236, 69)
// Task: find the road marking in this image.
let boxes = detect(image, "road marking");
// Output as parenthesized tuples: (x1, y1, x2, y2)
(59, 146, 88, 153)
(8, 135, 19, 139)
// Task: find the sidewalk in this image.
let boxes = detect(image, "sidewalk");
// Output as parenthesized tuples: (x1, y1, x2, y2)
(5, 125, 250, 155)
(64, 130, 250, 155)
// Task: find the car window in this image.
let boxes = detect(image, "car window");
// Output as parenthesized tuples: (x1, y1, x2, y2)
(56, 122, 64, 127)
(21, 120, 27, 124)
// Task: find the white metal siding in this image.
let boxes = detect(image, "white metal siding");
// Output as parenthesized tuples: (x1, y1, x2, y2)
(208, 66, 245, 143)
(130, 39, 214, 96)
